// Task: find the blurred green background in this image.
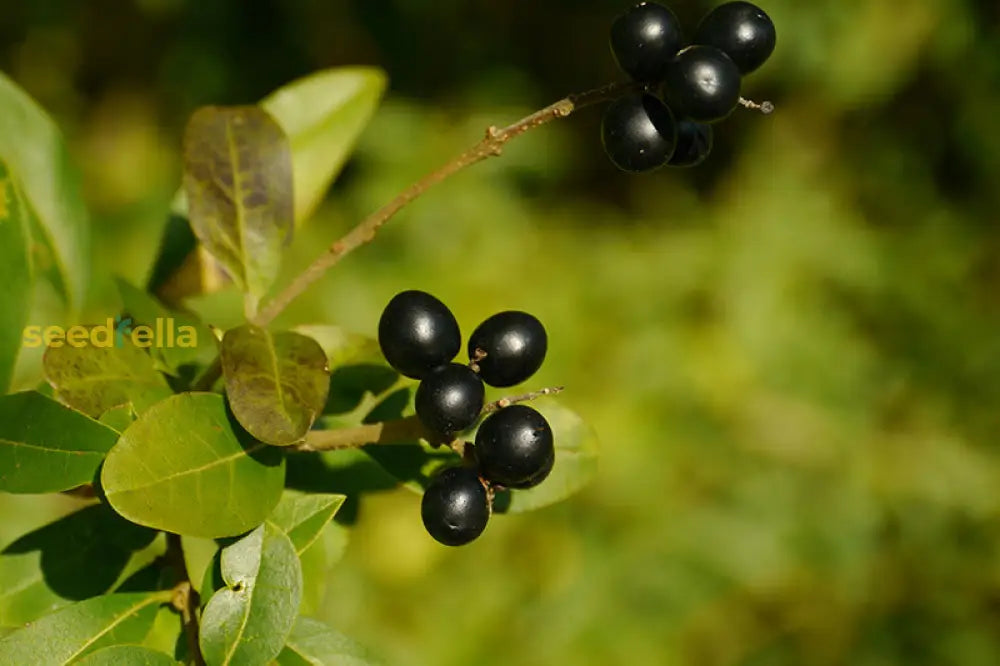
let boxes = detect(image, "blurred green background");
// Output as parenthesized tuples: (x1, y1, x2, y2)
(3, 0, 1000, 664)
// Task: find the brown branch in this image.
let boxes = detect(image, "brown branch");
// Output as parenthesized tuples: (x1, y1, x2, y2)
(295, 385, 565, 452)
(166, 533, 205, 666)
(252, 81, 638, 327)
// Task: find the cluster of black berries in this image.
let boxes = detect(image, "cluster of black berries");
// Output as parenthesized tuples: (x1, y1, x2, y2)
(377, 290, 556, 546)
(602, 1, 776, 172)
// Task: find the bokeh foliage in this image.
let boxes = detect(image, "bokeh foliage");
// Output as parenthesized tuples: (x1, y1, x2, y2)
(2, 1, 999, 664)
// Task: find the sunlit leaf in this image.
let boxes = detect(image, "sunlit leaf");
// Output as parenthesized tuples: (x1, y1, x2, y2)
(261, 67, 387, 224)
(43, 331, 173, 418)
(199, 524, 302, 666)
(0, 504, 156, 626)
(266, 491, 346, 554)
(115, 278, 218, 374)
(182, 105, 293, 316)
(275, 616, 379, 666)
(101, 393, 286, 538)
(221, 324, 329, 446)
(0, 391, 118, 493)
(74, 645, 178, 666)
(181, 536, 218, 599)
(298, 520, 350, 615)
(0, 591, 167, 664)
(0, 70, 89, 310)
(0, 161, 33, 393)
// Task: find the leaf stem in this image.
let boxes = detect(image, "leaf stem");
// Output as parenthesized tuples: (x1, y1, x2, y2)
(252, 81, 639, 327)
(166, 533, 205, 666)
(295, 385, 564, 452)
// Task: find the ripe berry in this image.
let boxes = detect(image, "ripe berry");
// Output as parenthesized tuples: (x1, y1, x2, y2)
(475, 405, 554, 487)
(421, 466, 490, 546)
(602, 93, 677, 173)
(667, 120, 713, 167)
(662, 45, 742, 123)
(468, 311, 547, 388)
(378, 290, 460, 379)
(415, 363, 485, 435)
(506, 447, 555, 490)
(610, 2, 684, 83)
(694, 2, 776, 75)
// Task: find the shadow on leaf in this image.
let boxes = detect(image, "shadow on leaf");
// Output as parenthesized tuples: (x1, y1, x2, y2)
(2, 504, 157, 600)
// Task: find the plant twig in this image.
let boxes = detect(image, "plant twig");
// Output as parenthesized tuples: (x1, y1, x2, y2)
(252, 81, 639, 327)
(166, 533, 205, 666)
(482, 385, 564, 413)
(295, 385, 565, 452)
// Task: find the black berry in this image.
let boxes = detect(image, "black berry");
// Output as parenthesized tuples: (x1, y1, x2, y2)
(662, 45, 742, 123)
(694, 1, 776, 75)
(475, 405, 554, 487)
(421, 467, 490, 546)
(468, 311, 547, 388)
(602, 93, 677, 173)
(415, 363, 485, 435)
(505, 447, 555, 490)
(610, 2, 684, 83)
(667, 120, 713, 167)
(378, 290, 460, 379)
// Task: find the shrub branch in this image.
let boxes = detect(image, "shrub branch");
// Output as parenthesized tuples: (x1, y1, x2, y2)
(252, 81, 640, 327)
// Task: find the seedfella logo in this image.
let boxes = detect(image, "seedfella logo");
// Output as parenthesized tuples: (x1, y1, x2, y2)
(22, 316, 198, 349)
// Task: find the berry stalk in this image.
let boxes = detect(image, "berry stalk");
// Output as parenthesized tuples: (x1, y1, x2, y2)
(252, 81, 641, 328)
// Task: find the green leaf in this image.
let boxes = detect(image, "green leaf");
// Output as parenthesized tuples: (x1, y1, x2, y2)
(0, 161, 33, 393)
(298, 520, 350, 616)
(0, 391, 119, 493)
(0, 70, 89, 311)
(493, 401, 599, 514)
(42, 331, 174, 418)
(182, 105, 293, 316)
(275, 617, 378, 666)
(221, 325, 330, 446)
(261, 67, 387, 225)
(0, 591, 167, 664)
(181, 536, 219, 598)
(74, 645, 177, 666)
(266, 491, 346, 555)
(101, 393, 286, 538)
(115, 278, 218, 374)
(98, 405, 136, 434)
(0, 504, 157, 626)
(199, 524, 302, 666)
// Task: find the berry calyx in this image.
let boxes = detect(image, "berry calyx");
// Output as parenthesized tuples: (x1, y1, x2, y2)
(667, 120, 713, 167)
(475, 405, 554, 487)
(610, 2, 685, 83)
(415, 363, 485, 435)
(662, 45, 742, 123)
(602, 93, 677, 173)
(421, 466, 490, 546)
(378, 290, 461, 379)
(694, 1, 776, 75)
(468, 311, 547, 388)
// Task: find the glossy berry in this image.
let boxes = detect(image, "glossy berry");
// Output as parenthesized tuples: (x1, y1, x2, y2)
(505, 447, 554, 490)
(468, 311, 547, 387)
(475, 405, 554, 487)
(378, 290, 460, 379)
(694, 1, 776, 75)
(610, 2, 684, 83)
(662, 45, 741, 123)
(415, 363, 485, 435)
(602, 93, 677, 173)
(421, 466, 490, 546)
(667, 120, 713, 167)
